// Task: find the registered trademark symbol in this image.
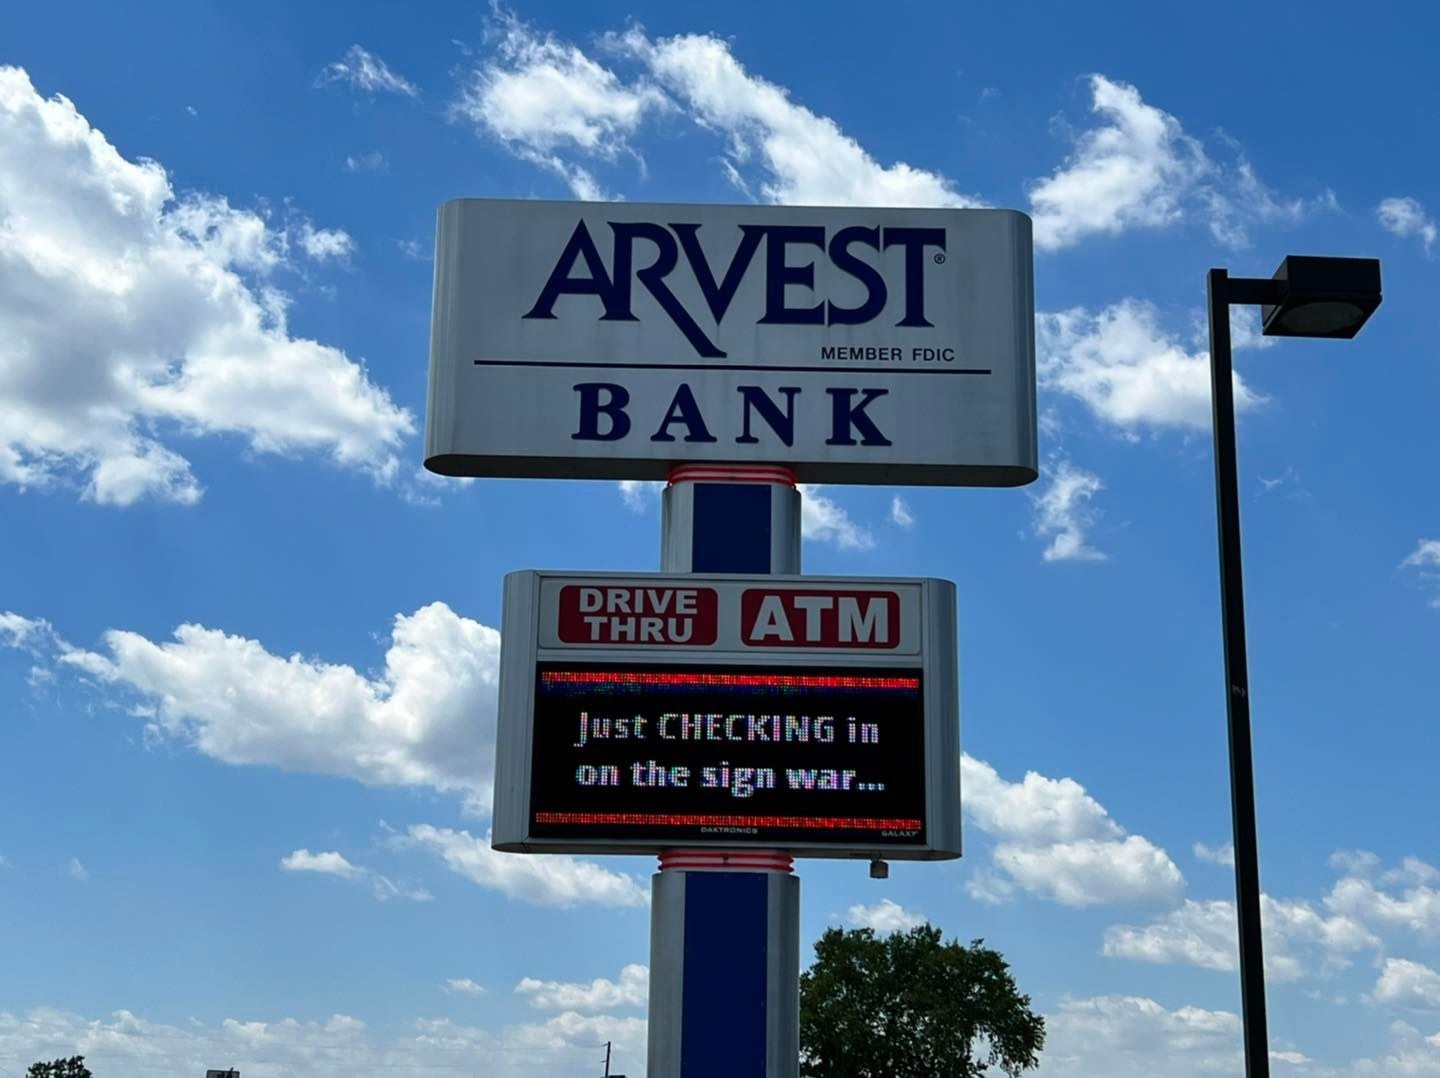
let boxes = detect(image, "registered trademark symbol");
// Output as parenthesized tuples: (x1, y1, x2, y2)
(933, 252, 946, 264)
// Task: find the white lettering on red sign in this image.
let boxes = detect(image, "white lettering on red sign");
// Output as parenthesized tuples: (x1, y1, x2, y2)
(558, 585, 718, 645)
(739, 590, 899, 649)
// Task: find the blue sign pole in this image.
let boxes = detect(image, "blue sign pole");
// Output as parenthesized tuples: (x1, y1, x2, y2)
(646, 465, 802, 1078)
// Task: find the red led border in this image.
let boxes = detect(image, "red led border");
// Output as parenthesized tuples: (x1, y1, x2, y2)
(539, 670, 920, 691)
(533, 811, 924, 831)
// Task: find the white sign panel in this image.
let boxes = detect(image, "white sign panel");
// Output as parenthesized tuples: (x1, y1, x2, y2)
(425, 199, 1036, 486)
(493, 571, 961, 859)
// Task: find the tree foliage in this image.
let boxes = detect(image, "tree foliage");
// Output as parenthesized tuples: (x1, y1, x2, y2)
(800, 924, 1044, 1077)
(27, 1057, 93, 1078)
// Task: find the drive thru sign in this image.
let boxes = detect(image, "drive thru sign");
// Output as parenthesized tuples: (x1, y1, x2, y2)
(425, 199, 1037, 487)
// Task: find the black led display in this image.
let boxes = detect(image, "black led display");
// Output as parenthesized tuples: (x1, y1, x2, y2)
(529, 663, 927, 847)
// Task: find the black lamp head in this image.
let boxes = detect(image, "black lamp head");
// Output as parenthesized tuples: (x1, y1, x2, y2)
(1261, 256, 1382, 339)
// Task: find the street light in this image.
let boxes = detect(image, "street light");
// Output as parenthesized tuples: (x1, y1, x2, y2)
(1206, 255, 1382, 1078)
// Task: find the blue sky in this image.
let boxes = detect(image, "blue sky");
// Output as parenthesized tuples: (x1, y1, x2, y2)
(1, 1, 1438, 1074)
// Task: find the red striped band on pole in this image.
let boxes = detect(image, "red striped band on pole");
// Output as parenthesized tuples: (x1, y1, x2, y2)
(667, 464, 797, 487)
(658, 850, 795, 874)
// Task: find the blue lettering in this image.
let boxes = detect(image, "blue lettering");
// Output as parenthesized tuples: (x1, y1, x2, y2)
(610, 222, 724, 358)
(529, 221, 947, 357)
(524, 221, 626, 321)
(572, 383, 631, 441)
(759, 225, 825, 326)
(650, 383, 717, 443)
(736, 386, 800, 447)
(825, 226, 886, 325)
(882, 227, 946, 328)
(825, 388, 891, 446)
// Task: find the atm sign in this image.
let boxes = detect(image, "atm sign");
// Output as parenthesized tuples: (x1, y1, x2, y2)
(740, 590, 899, 649)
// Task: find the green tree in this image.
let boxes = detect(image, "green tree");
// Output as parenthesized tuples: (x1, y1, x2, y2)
(800, 924, 1044, 1077)
(26, 1057, 93, 1078)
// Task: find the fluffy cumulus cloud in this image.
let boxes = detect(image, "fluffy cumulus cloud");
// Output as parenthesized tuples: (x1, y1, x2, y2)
(1038, 300, 1261, 431)
(846, 898, 924, 933)
(454, 13, 667, 199)
(8, 602, 500, 805)
(1377, 196, 1437, 251)
(0, 66, 413, 504)
(1102, 896, 1378, 982)
(1325, 855, 1440, 939)
(1402, 539, 1440, 607)
(1373, 958, 1440, 1010)
(613, 28, 982, 209)
(515, 964, 649, 1011)
(1033, 460, 1106, 562)
(400, 825, 648, 910)
(279, 848, 431, 903)
(317, 45, 419, 98)
(1030, 75, 1307, 251)
(1041, 995, 1245, 1076)
(960, 755, 1184, 907)
(799, 484, 874, 550)
(0, 1005, 645, 1078)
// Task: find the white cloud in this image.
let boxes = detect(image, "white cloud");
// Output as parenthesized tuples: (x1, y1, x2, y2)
(30, 602, 501, 807)
(297, 222, 355, 261)
(1041, 995, 1243, 1077)
(1374, 959, 1440, 1010)
(455, 14, 666, 199)
(618, 29, 982, 209)
(961, 755, 1184, 907)
(67, 857, 88, 882)
(279, 848, 431, 903)
(516, 964, 648, 1011)
(846, 898, 924, 933)
(344, 151, 387, 173)
(1378, 196, 1437, 251)
(400, 825, 647, 910)
(443, 978, 486, 996)
(1033, 461, 1106, 562)
(1039, 300, 1262, 431)
(1030, 75, 1307, 251)
(889, 496, 914, 529)
(1193, 841, 1235, 867)
(617, 479, 663, 513)
(280, 849, 363, 879)
(318, 45, 419, 98)
(1029, 76, 1209, 251)
(1402, 539, 1440, 607)
(0, 612, 52, 651)
(0, 66, 413, 504)
(1327, 875, 1440, 940)
(0, 1005, 645, 1078)
(1103, 895, 1378, 982)
(799, 484, 874, 550)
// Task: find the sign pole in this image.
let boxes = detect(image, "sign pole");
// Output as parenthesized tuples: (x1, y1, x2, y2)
(646, 464, 803, 1078)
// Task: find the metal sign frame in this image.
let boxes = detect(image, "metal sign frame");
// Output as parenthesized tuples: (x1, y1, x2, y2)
(492, 570, 961, 859)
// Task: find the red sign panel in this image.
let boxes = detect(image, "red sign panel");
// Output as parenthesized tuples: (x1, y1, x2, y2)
(739, 589, 900, 649)
(558, 584, 719, 645)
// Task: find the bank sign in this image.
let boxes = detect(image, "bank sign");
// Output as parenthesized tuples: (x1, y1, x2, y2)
(493, 571, 961, 858)
(425, 199, 1037, 487)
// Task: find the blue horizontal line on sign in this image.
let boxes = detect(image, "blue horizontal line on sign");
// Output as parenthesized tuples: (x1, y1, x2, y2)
(470, 359, 992, 375)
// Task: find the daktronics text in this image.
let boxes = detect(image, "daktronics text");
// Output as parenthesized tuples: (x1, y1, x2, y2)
(524, 220, 947, 358)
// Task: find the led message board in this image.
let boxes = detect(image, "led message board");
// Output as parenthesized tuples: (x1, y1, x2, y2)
(493, 572, 960, 858)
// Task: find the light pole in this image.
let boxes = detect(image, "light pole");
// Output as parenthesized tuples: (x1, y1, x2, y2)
(1206, 255, 1382, 1078)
